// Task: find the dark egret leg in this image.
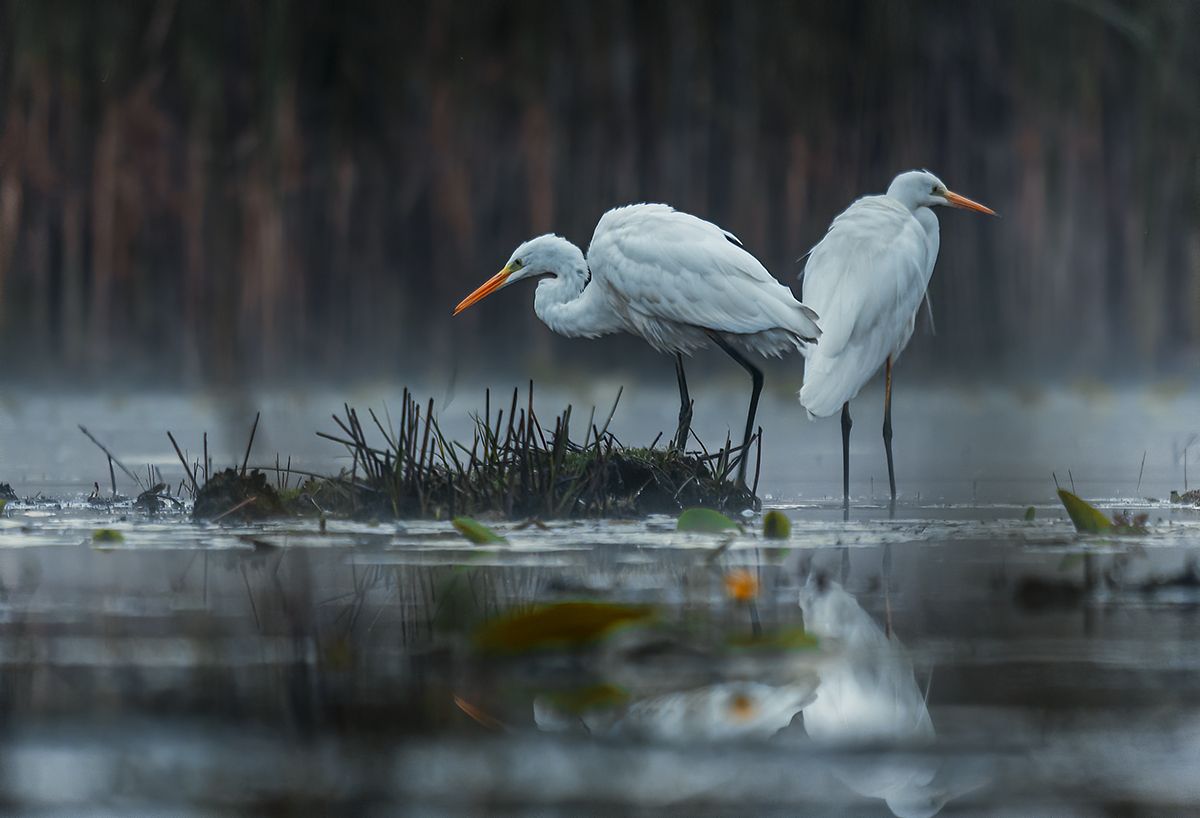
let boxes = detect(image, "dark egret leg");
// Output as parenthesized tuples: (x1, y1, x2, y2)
(841, 401, 852, 520)
(707, 333, 763, 489)
(883, 355, 896, 512)
(673, 353, 693, 451)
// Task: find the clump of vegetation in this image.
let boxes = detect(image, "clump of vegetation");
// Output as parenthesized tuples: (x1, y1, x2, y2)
(312, 385, 759, 520)
(193, 468, 285, 522)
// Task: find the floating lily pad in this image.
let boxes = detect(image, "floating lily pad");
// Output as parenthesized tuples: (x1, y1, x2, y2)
(474, 601, 655, 653)
(452, 516, 507, 544)
(762, 509, 791, 539)
(677, 507, 740, 533)
(1057, 489, 1111, 534)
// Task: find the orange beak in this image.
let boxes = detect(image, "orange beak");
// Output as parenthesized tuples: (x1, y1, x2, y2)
(943, 190, 996, 216)
(453, 264, 514, 315)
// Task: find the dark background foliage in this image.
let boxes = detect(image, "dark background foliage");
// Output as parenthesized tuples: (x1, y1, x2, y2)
(0, 0, 1195, 385)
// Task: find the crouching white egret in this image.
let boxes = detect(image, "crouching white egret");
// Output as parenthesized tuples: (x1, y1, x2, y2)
(453, 203, 821, 490)
(798, 170, 994, 514)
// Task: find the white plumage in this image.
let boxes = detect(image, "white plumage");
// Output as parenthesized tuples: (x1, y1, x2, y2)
(583, 204, 820, 358)
(454, 202, 821, 489)
(799, 195, 938, 419)
(796, 170, 994, 507)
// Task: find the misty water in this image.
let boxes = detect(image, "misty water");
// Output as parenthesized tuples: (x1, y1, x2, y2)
(2, 381, 1199, 815)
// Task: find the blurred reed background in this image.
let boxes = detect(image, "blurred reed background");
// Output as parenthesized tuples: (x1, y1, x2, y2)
(0, 0, 1195, 386)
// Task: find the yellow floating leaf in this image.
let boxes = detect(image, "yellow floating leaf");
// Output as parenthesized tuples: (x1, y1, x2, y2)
(474, 601, 655, 653)
(92, 529, 125, 543)
(1057, 489, 1111, 534)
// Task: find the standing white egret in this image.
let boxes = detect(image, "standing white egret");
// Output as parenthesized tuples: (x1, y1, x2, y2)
(798, 171, 994, 513)
(453, 203, 821, 489)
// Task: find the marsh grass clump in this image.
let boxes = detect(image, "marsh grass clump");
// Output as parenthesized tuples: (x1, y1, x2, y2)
(193, 468, 286, 522)
(316, 383, 759, 520)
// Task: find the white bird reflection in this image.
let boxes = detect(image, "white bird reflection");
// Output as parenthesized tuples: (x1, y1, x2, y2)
(534, 680, 815, 744)
(797, 574, 982, 818)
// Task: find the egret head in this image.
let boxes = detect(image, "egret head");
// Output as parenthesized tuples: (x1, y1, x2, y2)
(886, 170, 995, 216)
(453, 234, 586, 315)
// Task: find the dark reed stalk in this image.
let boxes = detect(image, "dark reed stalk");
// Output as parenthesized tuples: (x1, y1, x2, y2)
(240, 412, 261, 478)
(79, 425, 144, 491)
(167, 431, 198, 495)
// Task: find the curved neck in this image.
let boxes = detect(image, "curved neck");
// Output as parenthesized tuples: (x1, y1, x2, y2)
(533, 261, 622, 339)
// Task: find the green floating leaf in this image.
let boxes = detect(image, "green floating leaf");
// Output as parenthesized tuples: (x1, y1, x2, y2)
(1056, 489, 1111, 534)
(92, 529, 125, 543)
(452, 516, 507, 544)
(677, 507, 739, 533)
(726, 627, 819, 651)
(1023, 506, 1036, 521)
(762, 509, 791, 539)
(474, 601, 655, 653)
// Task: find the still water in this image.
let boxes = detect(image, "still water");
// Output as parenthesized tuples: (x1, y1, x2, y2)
(0, 382, 1198, 815)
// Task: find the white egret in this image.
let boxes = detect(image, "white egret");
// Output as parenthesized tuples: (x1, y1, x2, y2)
(798, 171, 994, 512)
(454, 203, 821, 489)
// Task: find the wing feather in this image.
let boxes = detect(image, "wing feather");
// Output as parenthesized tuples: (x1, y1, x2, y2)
(587, 204, 820, 349)
(799, 196, 932, 418)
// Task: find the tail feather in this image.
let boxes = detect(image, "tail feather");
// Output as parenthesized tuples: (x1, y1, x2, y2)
(799, 348, 873, 419)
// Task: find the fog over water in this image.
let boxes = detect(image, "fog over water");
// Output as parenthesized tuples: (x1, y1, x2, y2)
(4, 379, 1195, 506)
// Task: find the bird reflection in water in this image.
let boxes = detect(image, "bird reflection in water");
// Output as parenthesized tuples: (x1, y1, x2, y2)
(794, 574, 984, 818)
(534, 680, 815, 744)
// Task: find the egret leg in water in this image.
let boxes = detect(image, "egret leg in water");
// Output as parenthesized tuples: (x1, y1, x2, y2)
(673, 353, 693, 451)
(883, 355, 896, 512)
(707, 332, 763, 490)
(841, 401, 853, 519)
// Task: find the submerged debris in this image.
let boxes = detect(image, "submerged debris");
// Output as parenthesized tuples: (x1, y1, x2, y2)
(134, 483, 184, 514)
(1170, 489, 1200, 506)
